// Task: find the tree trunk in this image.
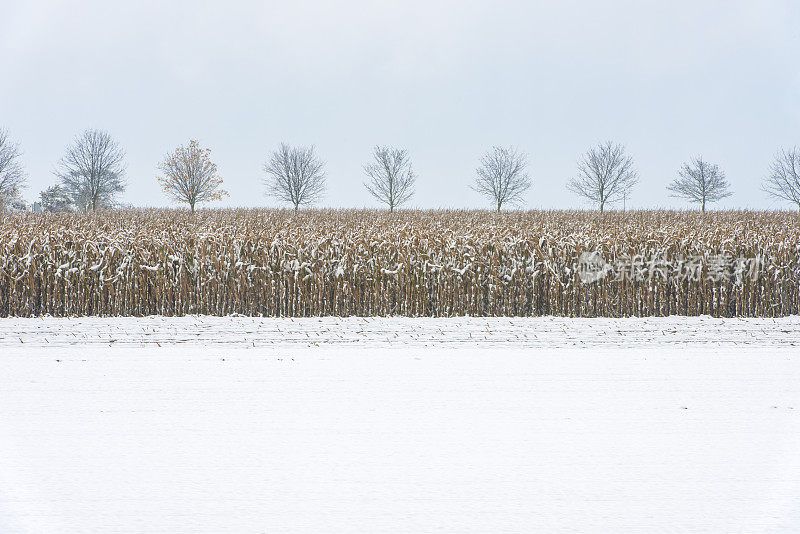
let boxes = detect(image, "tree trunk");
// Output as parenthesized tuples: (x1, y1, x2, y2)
(702, 199, 706, 213)
(599, 200, 604, 213)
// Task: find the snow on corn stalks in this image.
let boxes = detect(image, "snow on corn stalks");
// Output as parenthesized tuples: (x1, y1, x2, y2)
(0, 208, 798, 317)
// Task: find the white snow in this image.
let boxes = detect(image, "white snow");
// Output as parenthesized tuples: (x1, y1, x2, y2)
(1, 317, 799, 533)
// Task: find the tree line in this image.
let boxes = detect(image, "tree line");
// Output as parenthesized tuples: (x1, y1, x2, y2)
(1, 127, 799, 213)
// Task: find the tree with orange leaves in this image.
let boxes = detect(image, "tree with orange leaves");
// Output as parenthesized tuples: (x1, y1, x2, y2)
(157, 139, 228, 213)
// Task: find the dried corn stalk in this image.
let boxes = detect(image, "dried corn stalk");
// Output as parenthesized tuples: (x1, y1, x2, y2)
(0, 209, 798, 317)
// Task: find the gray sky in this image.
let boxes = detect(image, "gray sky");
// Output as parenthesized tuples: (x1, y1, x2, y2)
(2, 0, 799, 210)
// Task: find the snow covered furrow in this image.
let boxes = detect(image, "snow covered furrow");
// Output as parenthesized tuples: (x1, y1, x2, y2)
(1, 315, 798, 348)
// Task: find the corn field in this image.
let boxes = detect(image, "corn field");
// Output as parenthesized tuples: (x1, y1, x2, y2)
(1, 209, 798, 317)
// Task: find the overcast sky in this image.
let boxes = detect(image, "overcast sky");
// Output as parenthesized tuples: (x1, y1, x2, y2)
(2, 0, 798, 210)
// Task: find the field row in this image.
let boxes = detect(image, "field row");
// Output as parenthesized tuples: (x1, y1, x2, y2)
(3, 315, 799, 348)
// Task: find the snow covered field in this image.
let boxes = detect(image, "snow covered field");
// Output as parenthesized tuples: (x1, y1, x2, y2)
(1, 317, 799, 533)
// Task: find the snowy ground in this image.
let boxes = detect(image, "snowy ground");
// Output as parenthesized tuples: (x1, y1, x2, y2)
(1, 317, 799, 533)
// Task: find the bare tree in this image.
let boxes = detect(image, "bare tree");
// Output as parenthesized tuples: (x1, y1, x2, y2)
(157, 139, 228, 213)
(0, 129, 26, 211)
(763, 148, 800, 210)
(39, 185, 73, 212)
(55, 129, 126, 211)
(363, 146, 416, 211)
(568, 141, 638, 212)
(472, 146, 531, 212)
(263, 143, 326, 210)
(667, 156, 731, 213)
